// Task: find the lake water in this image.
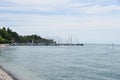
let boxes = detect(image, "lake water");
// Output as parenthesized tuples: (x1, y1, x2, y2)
(0, 45, 120, 80)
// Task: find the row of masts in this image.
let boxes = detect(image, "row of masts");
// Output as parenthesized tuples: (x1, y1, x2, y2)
(40, 33, 84, 44)
(30, 32, 84, 46)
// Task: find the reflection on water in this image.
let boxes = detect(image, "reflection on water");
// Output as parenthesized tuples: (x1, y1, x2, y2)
(0, 45, 120, 80)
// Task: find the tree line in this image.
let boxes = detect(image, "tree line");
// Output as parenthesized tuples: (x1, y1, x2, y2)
(0, 27, 54, 44)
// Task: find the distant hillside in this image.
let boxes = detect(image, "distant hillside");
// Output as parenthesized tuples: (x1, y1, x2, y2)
(0, 27, 55, 44)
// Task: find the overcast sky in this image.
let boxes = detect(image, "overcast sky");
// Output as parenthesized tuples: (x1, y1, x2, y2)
(0, 0, 120, 43)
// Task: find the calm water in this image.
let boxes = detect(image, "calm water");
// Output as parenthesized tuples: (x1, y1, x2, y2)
(0, 45, 120, 80)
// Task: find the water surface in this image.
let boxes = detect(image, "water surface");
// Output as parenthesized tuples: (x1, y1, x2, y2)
(0, 45, 120, 80)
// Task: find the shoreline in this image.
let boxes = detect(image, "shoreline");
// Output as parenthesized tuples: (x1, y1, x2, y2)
(0, 65, 18, 80)
(0, 44, 18, 80)
(0, 44, 9, 48)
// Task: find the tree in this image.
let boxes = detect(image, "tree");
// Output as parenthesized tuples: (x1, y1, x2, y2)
(0, 27, 55, 44)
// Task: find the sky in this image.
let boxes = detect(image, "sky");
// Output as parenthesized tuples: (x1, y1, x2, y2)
(0, 0, 120, 44)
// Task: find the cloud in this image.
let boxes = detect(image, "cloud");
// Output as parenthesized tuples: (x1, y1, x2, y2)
(0, 0, 120, 15)
(5, 0, 70, 5)
(0, 0, 120, 43)
(79, 5, 120, 14)
(1, 1, 120, 16)
(1, 13, 120, 31)
(0, 6, 56, 13)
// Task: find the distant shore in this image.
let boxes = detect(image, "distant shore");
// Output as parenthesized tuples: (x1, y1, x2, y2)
(0, 44, 9, 48)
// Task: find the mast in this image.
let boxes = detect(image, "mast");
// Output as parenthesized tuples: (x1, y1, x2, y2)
(31, 39, 34, 46)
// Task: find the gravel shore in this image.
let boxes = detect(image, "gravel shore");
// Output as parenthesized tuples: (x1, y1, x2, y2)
(0, 66, 18, 80)
(0, 69, 14, 80)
